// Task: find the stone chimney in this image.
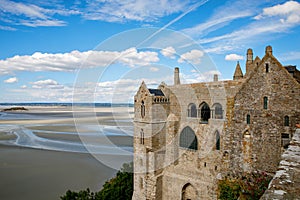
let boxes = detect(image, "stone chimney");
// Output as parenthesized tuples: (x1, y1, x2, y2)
(174, 67, 180, 85)
(213, 74, 218, 82)
(246, 48, 253, 76)
(265, 45, 273, 56)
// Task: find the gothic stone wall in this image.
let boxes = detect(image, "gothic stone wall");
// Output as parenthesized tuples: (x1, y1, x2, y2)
(225, 54, 300, 175)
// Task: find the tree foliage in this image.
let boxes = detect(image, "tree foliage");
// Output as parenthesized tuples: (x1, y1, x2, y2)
(60, 162, 133, 200)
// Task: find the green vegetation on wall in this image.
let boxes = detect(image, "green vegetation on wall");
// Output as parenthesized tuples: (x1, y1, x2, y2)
(218, 171, 272, 200)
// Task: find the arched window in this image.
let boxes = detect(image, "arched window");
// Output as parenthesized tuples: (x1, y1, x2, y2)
(246, 114, 250, 124)
(215, 131, 220, 150)
(141, 101, 145, 118)
(284, 116, 289, 126)
(199, 102, 210, 122)
(263, 97, 268, 109)
(179, 126, 198, 150)
(213, 103, 223, 119)
(188, 103, 197, 118)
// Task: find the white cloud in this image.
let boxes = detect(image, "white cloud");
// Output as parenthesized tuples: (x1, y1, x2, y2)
(160, 46, 176, 58)
(183, 70, 221, 83)
(0, 25, 16, 31)
(0, 0, 78, 28)
(254, 1, 300, 24)
(279, 51, 300, 62)
(225, 54, 244, 61)
(30, 79, 64, 89)
(150, 67, 159, 72)
(83, 0, 196, 22)
(178, 50, 204, 64)
(4, 77, 18, 83)
(0, 48, 159, 74)
(21, 85, 27, 89)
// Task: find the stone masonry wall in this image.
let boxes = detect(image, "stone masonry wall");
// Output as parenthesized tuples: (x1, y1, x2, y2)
(261, 129, 300, 200)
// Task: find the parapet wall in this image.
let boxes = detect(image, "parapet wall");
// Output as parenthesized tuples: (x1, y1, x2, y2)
(261, 128, 300, 200)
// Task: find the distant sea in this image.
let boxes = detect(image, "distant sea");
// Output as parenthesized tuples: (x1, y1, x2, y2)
(0, 102, 133, 107)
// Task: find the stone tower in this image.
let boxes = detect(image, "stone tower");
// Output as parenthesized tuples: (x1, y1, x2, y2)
(132, 81, 170, 200)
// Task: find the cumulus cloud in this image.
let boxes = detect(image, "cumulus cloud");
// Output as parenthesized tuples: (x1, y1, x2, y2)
(21, 85, 27, 89)
(160, 46, 176, 58)
(0, 48, 159, 74)
(225, 54, 244, 61)
(4, 77, 18, 83)
(254, 1, 300, 24)
(30, 79, 64, 89)
(178, 49, 204, 64)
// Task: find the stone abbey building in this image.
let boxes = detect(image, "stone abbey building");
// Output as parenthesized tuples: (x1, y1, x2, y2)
(132, 46, 300, 199)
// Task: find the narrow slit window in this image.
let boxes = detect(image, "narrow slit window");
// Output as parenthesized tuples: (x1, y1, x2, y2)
(284, 116, 289, 126)
(263, 97, 268, 109)
(141, 101, 145, 118)
(216, 131, 220, 150)
(140, 129, 144, 144)
(265, 63, 269, 73)
(246, 114, 250, 124)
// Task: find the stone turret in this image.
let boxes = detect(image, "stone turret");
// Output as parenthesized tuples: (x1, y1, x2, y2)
(233, 61, 243, 80)
(174, 67, 180, 85)
(265, 45, 273, 56)
(246, 48, 253, 76)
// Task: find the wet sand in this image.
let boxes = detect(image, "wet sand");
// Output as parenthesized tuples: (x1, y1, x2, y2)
(0, 106, 134, 200)
(0, 145, 119, 200)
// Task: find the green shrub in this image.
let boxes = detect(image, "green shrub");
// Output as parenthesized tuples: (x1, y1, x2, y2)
(218, 171, 272, 200)
(60, 162, 133, 200)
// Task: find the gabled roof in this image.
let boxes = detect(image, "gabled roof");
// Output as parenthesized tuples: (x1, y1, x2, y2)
(148, 89, 165, 96)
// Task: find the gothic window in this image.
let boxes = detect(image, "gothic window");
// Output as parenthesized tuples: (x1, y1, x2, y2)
(246, 114, 251, 124)
(141, 101, 145, 118)
(284, 116, 289, 126)
(188, 103, 197, 118)
(140, 129, 144, 144)
(263, 97, 268, 109)
(265, 63, 269, 73)
(216, 131, 220, 150)
(213, 103, 223, 119)
(179, 126, 198, 150)
(199, 102, 211, 123)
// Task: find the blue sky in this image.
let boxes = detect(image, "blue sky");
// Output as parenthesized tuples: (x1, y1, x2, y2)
(0, 0, 300, 103)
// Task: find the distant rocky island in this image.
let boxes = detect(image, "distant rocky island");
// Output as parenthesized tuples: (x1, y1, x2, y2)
(1, 107, 28, 112)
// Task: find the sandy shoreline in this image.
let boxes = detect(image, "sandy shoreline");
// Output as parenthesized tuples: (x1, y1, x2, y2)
(0, 144, 129, 200)
(0, 105, 134, 200)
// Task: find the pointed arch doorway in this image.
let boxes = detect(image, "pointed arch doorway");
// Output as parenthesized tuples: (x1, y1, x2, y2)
(181, 183, 198, 200)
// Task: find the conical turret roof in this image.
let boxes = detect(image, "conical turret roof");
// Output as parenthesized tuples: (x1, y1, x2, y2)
(233, 61, 243, 80)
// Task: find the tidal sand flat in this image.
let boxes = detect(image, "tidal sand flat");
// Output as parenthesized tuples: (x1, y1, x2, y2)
(0, 104, 133, 200)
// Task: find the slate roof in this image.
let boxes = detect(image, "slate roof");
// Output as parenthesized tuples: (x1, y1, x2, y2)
(148, 89, 165, 96)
